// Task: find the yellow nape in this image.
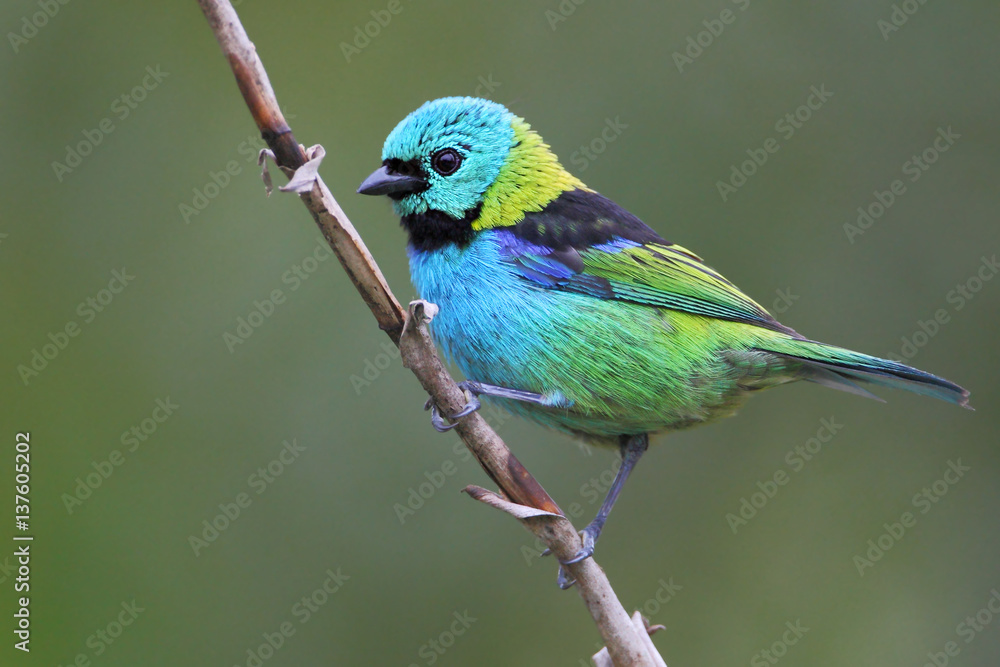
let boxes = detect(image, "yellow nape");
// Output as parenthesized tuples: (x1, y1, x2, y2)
(472, 117, 590, 231)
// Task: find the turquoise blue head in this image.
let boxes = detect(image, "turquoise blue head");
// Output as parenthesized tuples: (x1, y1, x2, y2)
(357, 97, 515, 219)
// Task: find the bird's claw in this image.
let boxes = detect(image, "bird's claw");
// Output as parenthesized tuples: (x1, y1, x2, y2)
(556, 567, 577, 590)
(539, 549, 575, 588)
(424, 383, 482, 432)
(451, 391, 481, 420)
(540, 526, 599, 588)
(561, 529, 596, 565)
(540, 526, 597, 564)
(425, 401, 457, 432)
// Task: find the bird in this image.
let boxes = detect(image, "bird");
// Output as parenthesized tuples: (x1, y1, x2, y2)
(357, 96, 970, 582)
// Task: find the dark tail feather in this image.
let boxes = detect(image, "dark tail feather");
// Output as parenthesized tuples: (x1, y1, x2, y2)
(767, 340, 972, 409)
(802, 365, 885, 402)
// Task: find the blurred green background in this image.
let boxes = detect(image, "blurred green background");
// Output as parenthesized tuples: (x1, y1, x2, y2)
(2, 1, 998, 665)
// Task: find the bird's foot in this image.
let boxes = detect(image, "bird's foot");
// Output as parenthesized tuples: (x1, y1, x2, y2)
(423, 380, 552, 432)
(562, 525, 598, 565)
(556, 566, 576, 590)
(541, 521, 602, 588)
(423, 381, 482, 432)
(540, 523, 600, 562)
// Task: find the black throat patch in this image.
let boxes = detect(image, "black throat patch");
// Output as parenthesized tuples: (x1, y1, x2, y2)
(401, 204, 482, 252)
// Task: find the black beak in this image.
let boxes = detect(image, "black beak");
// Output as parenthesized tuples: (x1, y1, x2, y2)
(357, 165, 427, 196)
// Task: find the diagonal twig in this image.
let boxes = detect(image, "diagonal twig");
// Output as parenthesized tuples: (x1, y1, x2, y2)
(196, 1, 665, 664)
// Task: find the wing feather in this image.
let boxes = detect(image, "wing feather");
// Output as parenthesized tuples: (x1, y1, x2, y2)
(497, 189, 798, 336)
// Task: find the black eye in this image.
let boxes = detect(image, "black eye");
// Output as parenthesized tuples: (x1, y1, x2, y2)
(431, 148, 462, 176)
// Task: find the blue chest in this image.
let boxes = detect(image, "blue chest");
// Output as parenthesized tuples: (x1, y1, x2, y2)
(407, 233, 558, 390)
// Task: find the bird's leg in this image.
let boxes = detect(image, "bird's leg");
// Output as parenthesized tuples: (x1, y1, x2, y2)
(423, 380, 548, 432)
(555, 433, 649, 579)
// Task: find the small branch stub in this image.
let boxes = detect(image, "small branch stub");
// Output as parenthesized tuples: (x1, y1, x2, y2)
(592, 613, 668, 667)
